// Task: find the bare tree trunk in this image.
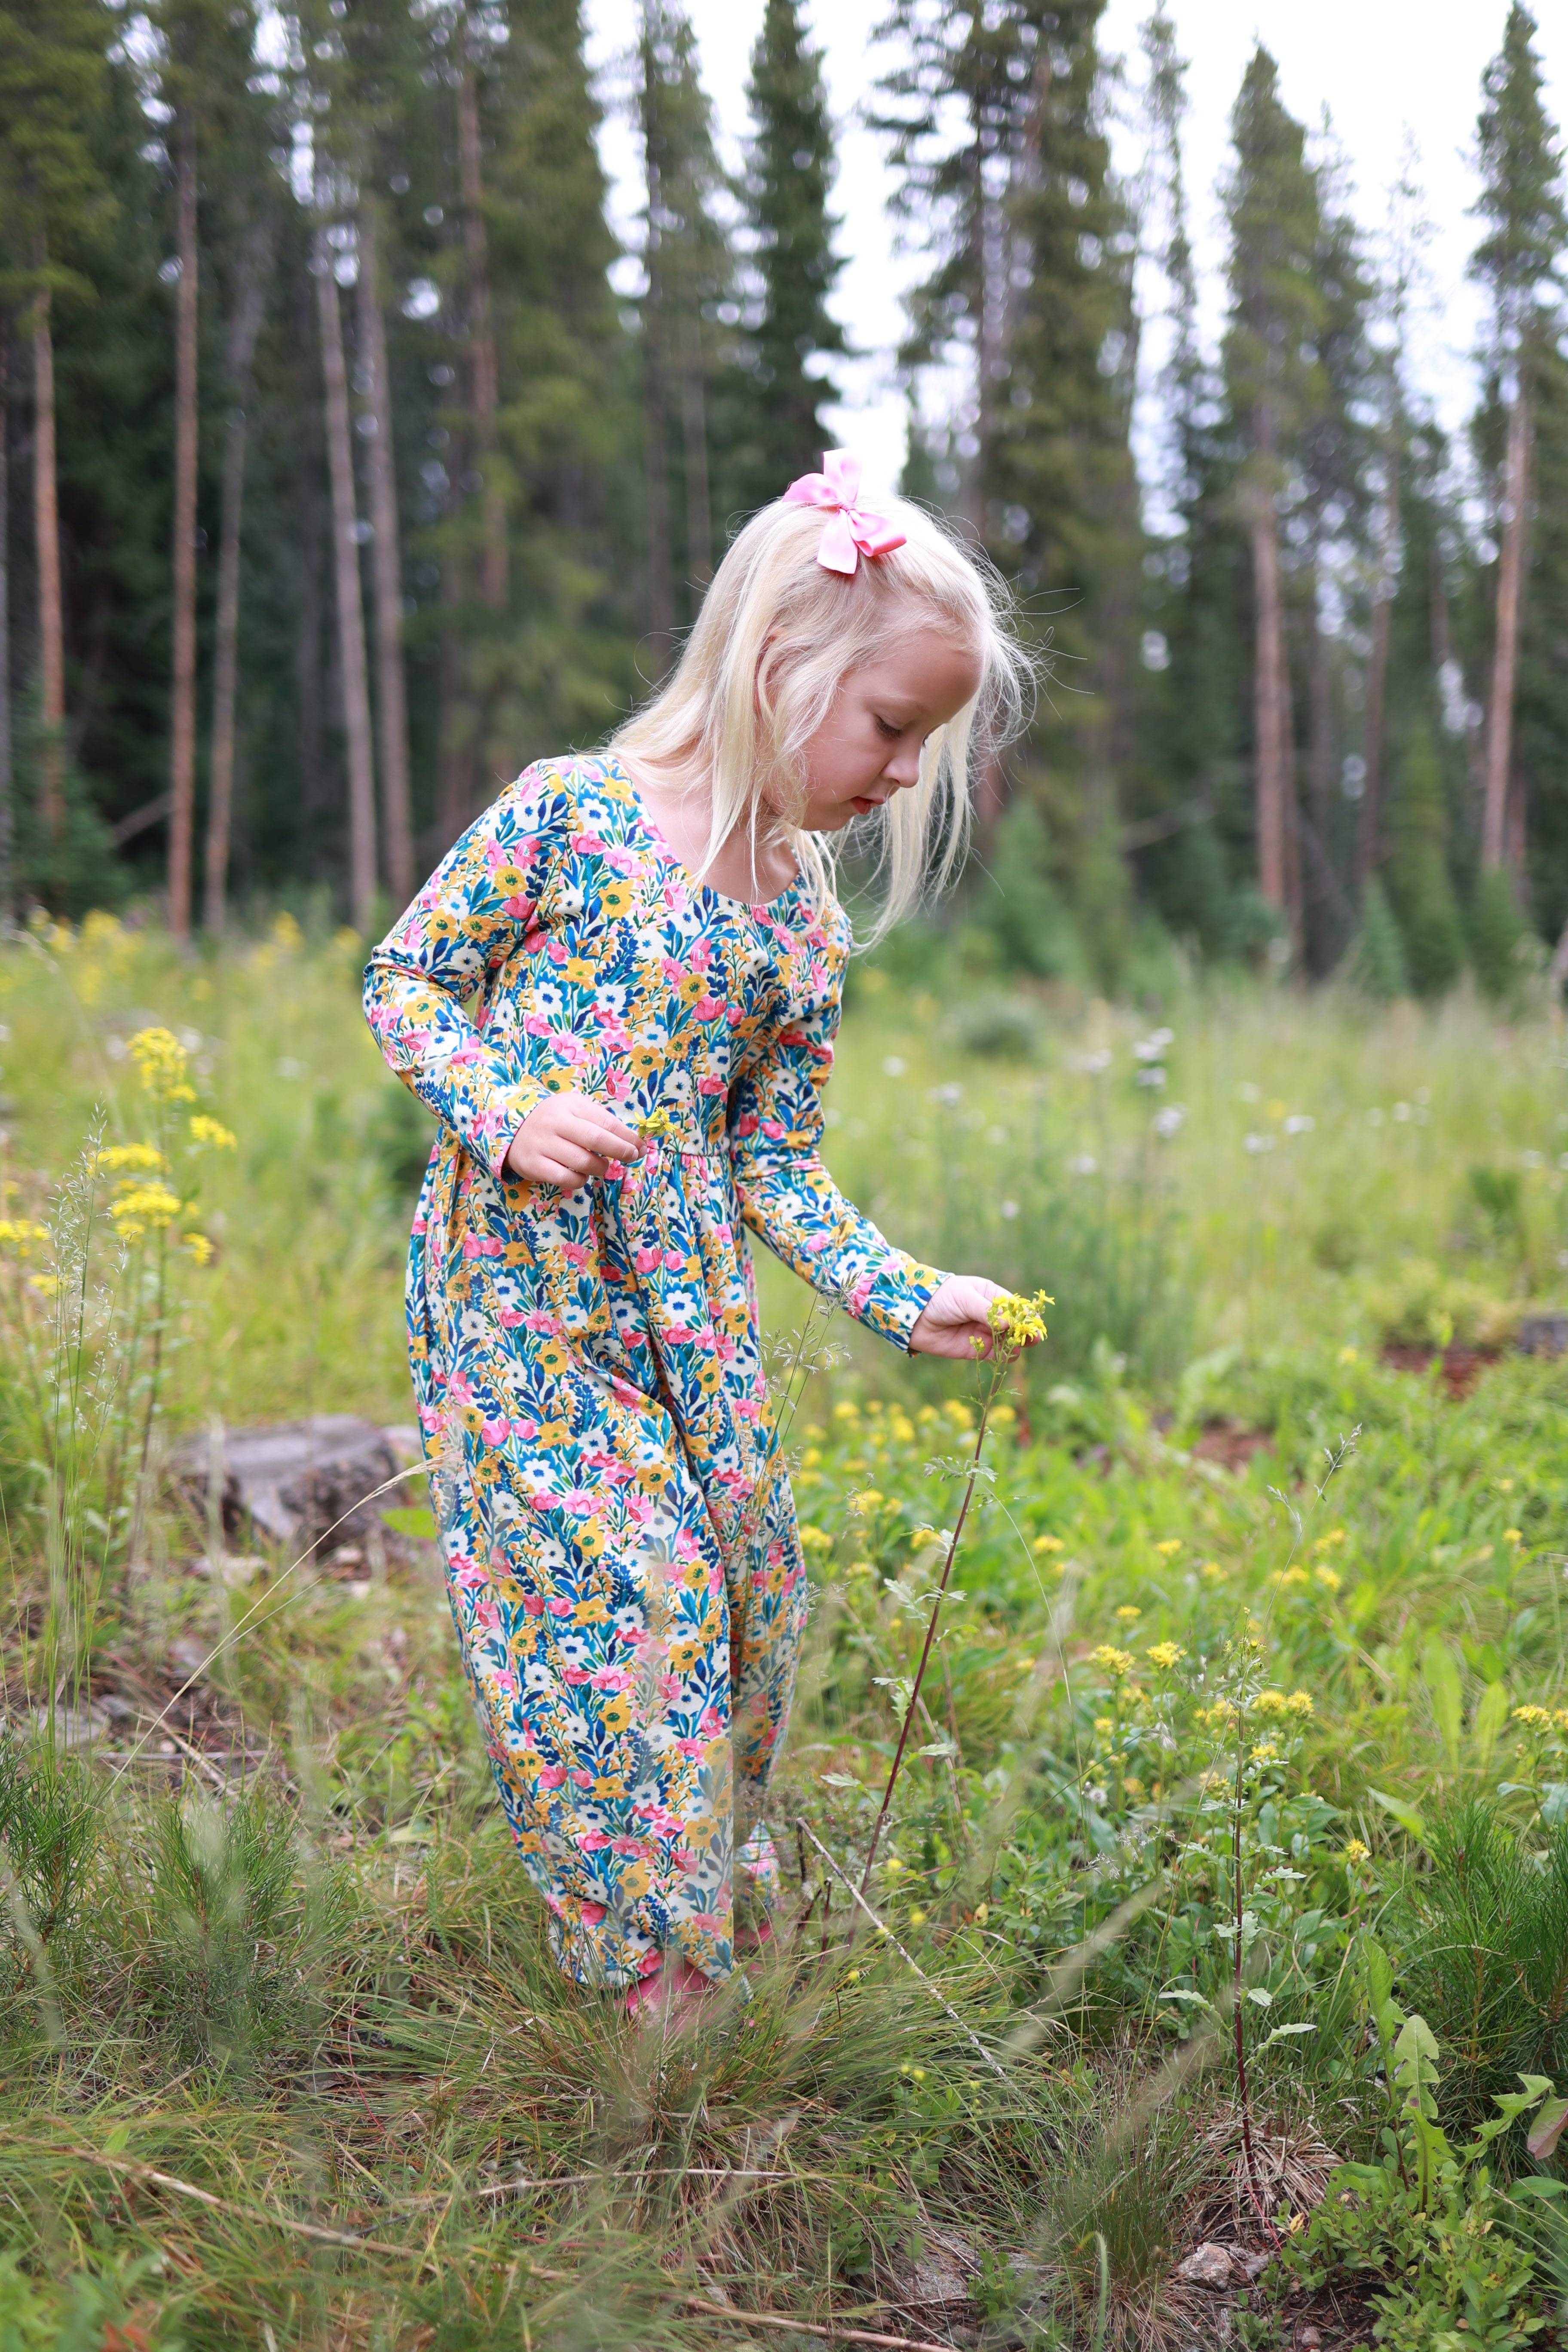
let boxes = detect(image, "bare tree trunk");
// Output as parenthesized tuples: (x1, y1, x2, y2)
(315, 245, 377, 932)
(678, 303, 711, 590)
(457, 28, 506, 613)
(1305, 562, 1335, 967)
(168, 117, 200, 942)
(356, 199, 413, 907)
(203, 231, 270, 934)
(0, 313, 12, 924)
(31, 282, 64, 843)
(1482, 385, 1530, 872)
(1248, 480, 1288, 916)
(1357, 437, 1399, 888)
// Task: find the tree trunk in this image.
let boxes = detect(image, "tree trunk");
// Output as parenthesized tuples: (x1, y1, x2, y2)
(203, 231, 270, 934)
(1305, 560, 1335, 968)
(1482, 384, 1530, 872)
(168, 115, 200, 942)
(678, 302, 711, 589)
(1357, 435, 1399, 888)
(1248, 479, 1288, 916)
(31, 282, 64, 842)
(0, 312, 12, 924)
(457, 28, 506, 612)
(356, 199, 413, 907)
(315, 245, 377, 932)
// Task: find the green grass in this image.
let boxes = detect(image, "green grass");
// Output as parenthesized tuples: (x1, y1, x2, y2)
(1, 909, 1567, 2347)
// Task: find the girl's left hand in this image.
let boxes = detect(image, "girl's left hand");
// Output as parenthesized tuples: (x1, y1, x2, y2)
(909, 1274, 1017, 1360)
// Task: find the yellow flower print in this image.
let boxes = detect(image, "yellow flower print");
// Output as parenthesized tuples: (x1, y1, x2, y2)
(564, 956, 597, 986)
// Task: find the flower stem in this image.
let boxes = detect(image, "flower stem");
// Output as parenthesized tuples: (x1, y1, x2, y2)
(858, 1367, 1002, 1903)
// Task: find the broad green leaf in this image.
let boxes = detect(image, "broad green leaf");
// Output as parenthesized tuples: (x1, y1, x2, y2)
(381, 1504, 438, 1541)
(1542, 1783, 1568, 1828)
(819, 1773, 860, 1789)
(1360, 1930, 1394, 2015)
(1528, 2093, 1568, 2162)
(1158, 1988, 1213, 2006)
(1246, 1986, 1274, 2008)
(1394, 2013, 1442, 2120)
(1421, 1637, 1464, 1771)
(1369, 1788, 1427, 1845)
(1263, 2022, 1317, 2046)
(1472, 1678, 1510, 1769)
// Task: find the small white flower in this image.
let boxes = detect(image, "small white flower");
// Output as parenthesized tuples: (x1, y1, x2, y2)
(881, 1055, 907, 1077)
(1133, 1029, 1173, 1062)
(1001, 1199, 1020, 1219)
(1153, 1105, 1186, 1139)
(1522, 1149, 1544, 1169)
(1071, 1153, 1098, 1175)
(1243, 1132, 1275, 1155)
(1366, 1107, 1384, 1127)
(1236, 1081, 1260, 1102)
(1283, 1114, 1314, 1136)
(928, 1082, 964, 1107)
(1136, 1065, 1167, 1088)
(1071, 1048, 1113, 1075)
(1392, 1101, 1411, 1122)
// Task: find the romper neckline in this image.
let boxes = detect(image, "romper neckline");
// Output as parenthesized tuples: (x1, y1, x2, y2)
(603, 754, 808, 922)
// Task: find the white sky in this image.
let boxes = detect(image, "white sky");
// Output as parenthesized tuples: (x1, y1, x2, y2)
(583, 0, 1566, 513)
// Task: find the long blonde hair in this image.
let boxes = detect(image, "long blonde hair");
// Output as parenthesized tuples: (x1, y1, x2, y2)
(611, 491, 1033, 937)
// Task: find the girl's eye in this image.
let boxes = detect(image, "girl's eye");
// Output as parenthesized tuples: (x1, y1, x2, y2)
(874, 716, 902, 741)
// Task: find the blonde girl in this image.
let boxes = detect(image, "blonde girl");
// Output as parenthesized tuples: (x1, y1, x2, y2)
(364, 453, 1035, 2017)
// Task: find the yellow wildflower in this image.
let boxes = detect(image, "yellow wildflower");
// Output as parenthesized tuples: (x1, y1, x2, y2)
(832, 1399, 860, 1420)
(798, 1526, 833, 1553)
(1270, 1566, 1310, 1589)
(1147, 1641, 1186, 1670)
(637, 1106, 673, 1138)
(109, 1183, 182, 1239)
(943, 1399, 974, 1429)
(1093, 1716, 1114, 1735)
(1314, 1528, 1346, 1550)
(1090, 1645, 1135, 1680)
(1312, 1566, 1342, 1594)
(1115, 1605, 1142, 1625)
(188, 1115, 237, 1152)
(848, 1559, 875, 1577)
(1512, 1704, 1552, 1728)
(183, 1232, 214, 1266)
(271, 910, 303, 950)
(95, 1142, 166, 1175)
(129, 1026, 196, 1105)
(1032, 1533, 1064, 1554)
(1153, 1537, 1182, 1557)
(1504, 1527, 1523, 1545)
(848, 1489, 884, 1514)
(1286, 1690, 1314, 1716)
(1250, 1743, 1279, 1766)
(0, 1218, 50, 1260)
(1200, 1561, 1225, 1582)
(985, 1287, 1052, 1354)
(1342, 1838, 1369, 1865)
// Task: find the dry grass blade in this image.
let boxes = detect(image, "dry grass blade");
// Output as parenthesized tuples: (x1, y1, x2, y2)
(57, 2144, 424, 2257)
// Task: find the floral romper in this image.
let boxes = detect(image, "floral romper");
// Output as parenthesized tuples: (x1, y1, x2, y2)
(363, 754, 943, 1989)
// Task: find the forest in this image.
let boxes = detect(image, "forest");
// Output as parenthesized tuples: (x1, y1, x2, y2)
(0, 0, 1564, 990)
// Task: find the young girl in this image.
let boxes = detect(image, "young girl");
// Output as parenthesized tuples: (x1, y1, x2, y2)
(364, 453, 1032, 2014)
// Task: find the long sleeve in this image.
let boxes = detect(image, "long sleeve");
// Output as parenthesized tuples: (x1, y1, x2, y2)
(363, 766, 573, 1176)
(728, 985, 945, 1352)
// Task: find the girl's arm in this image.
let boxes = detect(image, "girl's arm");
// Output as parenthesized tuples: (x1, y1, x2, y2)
(362, 766, 572, 1177)
(728, 989, 945, 1352)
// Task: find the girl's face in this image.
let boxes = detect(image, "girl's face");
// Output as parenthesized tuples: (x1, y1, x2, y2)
(787, 625, 984, 834)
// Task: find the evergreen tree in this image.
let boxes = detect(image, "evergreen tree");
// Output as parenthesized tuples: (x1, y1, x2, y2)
(1345, 873, 1410, 1000)
(1469, 4, 1565, 878)
(1385, 713, 1465, 997)
(637, 1, 731, 654)
(1222, 46, 1324, 942)
(730, 0, 846, 513)
(0, 0, 113, 848)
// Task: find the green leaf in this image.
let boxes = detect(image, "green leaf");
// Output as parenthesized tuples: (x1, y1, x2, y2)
(1472, 1678, 1511, 1769)
(1542, 1783, 1568, 1828)
(819, 1773, 860, 1789)
(1369, 1788, 1427, 1845)
(1421, 1637, 1464, 1771)
(1528, 2093, 1568, 2162)
(1246, 1985, 1274, 2008)
(1263, 2022, 1317, 2046)
(381, 1504, 438, 1541)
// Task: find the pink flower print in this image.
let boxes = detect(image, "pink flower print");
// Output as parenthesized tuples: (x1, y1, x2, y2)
(463, 1232, 503, 1259)
(521, 1592, 545, 1617)
(524, 1311, 560, 1334)
(674, 1736, 707, 1760)
(492, 1665, 519, 1697)
(762, 1118, 787, 1142)
(546, 940, 568, 965)
(570, 1768, 595, 1788)
(579, 1902, 607, 1926)
(662, 1249, 685, 1272)
(547, 1596, 574, 1617)
(570, 830, 606, 854)
(660, 957, 685, 986)
(562, 1665, 591, 1684)
(849, 1271, 876, 1315)
(633, 1246, 662, 1275)
(453, 1559, 489, 1592)
(473, 1596, 501, 1634)
(698, 1705, 725, 1736)
(479, 1414, 509, 1445)
(590, 1664, 634, 1691)
(577, 1828, 611, 1850)
(523, 1012, 552, 1037)
(559, 1242, 590, 1268)
(610, 1835, 646, 1858)
(673, 1848, 699, 1874)
(497, 1307, 524, 1328)
(693, 994, 723, 1022)
(604, 846, 639, 876)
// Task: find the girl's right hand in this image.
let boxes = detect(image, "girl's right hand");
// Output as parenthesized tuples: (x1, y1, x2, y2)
(503, 1092, 644, 1189)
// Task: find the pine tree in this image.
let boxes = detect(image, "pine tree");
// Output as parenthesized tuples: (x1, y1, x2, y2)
(638, 1, 730, 650)
(1470, 4, 1565, 879)
(731, 0, 846, 510)
(1222, 46, 1324, 943)
(1346, 873, 1410, 1000)
(0, 0, 113, 848)
(1385, 713, 1465, 997)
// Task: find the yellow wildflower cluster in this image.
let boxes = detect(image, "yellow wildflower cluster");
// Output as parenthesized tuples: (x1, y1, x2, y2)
(985, 1287, 1052, 1354)
(95, 1142, 166, 1176)
(110, 1184, 183, 1240)
(1253, 1688, 1314, 1719)
(636, 1106, 673, 1139)
(1090, 1645, 1135, 1680)
(1146, 1641, 1186, 1670)
(1313, 1565, 1342, 1594)
(797, 1525, 833, 1553)
(1512, 1704, 1568, 1731)
(129, 1026, 196, 1105)
(848, 1488, 884, 1515)
(1197, 1698, 1238, 1730)
(1249, 1743, 1280, 1767)
(1115, 1605, 1142, 1625)
(1342, 1838, 1370, 1865)
(0, 1218, 50, 1261)
(1032, 1533, 1064, 1555)
(1153, 1537, 1182, 1557)
(188, 1115, 237, 1152)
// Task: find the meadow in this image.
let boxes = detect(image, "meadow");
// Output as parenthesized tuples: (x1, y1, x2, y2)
(2, 906, 1568, 2350)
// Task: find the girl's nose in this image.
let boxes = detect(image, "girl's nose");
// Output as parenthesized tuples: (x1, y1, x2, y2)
(882, 742, 922, 789)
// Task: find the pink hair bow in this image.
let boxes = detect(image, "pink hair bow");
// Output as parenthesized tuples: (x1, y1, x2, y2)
(782, 449, 906, 576)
